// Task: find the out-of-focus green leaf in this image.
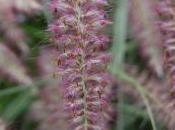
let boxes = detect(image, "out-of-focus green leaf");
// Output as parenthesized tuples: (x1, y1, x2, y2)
(0, 79, 47, 97)
(110, 0, 128, 71)
(2, 91, 33, 121)
(110, 0, 128, 129)
(114, 69, 157, 130)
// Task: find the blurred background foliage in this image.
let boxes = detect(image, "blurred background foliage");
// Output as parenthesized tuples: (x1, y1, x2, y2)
(0, 0, 172, 130)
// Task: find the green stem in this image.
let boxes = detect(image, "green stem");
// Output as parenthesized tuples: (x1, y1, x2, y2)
(115, 69, 157, 130)
(111, 0, 128, 70)
(111, 0, 128, 129)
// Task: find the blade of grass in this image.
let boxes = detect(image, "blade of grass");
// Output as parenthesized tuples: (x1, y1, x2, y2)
(114, 69, 157, 130)
(2, 91, 33, 121)
(111, 0, 128, 129)
(111, 0, 128, 69)
(0, 78, 50, 97)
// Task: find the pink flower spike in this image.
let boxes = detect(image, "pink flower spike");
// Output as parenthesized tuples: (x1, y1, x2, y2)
(47, 0, 114, 130)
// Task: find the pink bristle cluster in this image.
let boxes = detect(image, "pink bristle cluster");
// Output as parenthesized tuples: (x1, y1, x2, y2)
(48, 0, 113, 130)
(156, 0, 175, 92)
(129, 0, 163, 77)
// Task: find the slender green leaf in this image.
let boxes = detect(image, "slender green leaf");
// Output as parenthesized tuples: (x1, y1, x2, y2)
(111, 0, 128, 70)
(115, 69, 157, 130)
(110, 0, 128, 129)
(2, 91, 33, 121)
(0, 79, 50, 97)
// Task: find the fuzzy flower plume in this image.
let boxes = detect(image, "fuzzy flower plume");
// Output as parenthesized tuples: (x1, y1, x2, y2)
(156, 0, 175, 92)
(48, 0, 113, 130)
(0, 0, 42, 55)
(129, 0, 163, 77)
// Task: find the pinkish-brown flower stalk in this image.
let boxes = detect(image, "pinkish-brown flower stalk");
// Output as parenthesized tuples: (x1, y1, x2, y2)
(48, 0, 112, 130)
